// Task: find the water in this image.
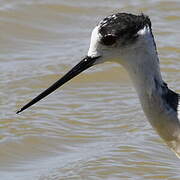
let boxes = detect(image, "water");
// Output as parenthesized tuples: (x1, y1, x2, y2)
(0, 0, 180, 179)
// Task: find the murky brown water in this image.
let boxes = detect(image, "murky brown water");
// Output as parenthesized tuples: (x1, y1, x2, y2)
(0, 0, 180, 179)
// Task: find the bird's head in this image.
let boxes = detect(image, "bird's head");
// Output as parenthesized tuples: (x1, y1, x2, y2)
(17, 13, 157, 114)
(88, 13, 156, 67)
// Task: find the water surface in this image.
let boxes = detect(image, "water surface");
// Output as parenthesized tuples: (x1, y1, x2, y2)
(0, 0, 180, 179)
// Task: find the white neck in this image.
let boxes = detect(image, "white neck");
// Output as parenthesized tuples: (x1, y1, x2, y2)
(121, 34, 162, 97)
(125, 49, 163, 100)
(118, 27, 164, 100)
(124, 50, 163, 120)
(121, 42, 180, 146)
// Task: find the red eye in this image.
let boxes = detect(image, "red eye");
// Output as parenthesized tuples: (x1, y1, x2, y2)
(101, 35, 116, 46)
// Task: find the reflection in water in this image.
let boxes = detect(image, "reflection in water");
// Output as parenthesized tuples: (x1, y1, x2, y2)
(0, 0, 180, 179)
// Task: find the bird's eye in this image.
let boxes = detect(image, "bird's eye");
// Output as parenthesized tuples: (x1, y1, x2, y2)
(101, 35, 116, 46)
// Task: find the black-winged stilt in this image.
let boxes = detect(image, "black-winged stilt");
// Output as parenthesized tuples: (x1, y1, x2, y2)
(17, 13, 180, 158)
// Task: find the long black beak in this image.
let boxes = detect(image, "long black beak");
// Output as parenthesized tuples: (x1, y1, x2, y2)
(17, 56, 100, 114)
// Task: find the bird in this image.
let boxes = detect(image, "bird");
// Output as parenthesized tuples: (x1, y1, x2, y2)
(17, 13, 180, 158)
